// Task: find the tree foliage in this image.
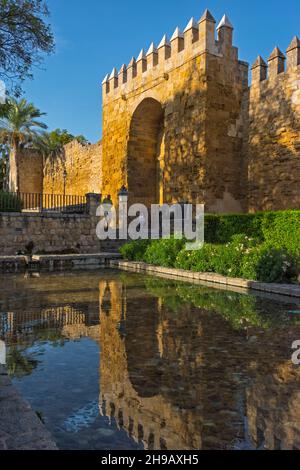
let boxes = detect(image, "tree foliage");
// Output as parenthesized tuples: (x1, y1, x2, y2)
(0, 96, 47, 190)
(0, 0, 55, 94)
(0, 97, 47, 148)
(34, 128, 88, 166)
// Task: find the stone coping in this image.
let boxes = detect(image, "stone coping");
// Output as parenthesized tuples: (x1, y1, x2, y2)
(0, 212, 89, 218)
(0, 255, 27, 261)
(0, 253, 121, 262)
(0, 365, 58, 450)
(32, 253, 122, 261)
(111, 260, 300, 299)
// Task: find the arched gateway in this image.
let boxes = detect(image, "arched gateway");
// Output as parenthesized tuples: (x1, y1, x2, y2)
(127, 98, 164, 208)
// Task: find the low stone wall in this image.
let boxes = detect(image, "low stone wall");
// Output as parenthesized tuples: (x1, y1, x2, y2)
(111, 260, 300, 299)
(0, 212, 101, 256)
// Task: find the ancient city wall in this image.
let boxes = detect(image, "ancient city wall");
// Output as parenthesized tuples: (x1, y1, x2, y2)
(12, 9, 300, 215)
(43, 140, 102, 196)
(101, 11, 249, 212)
(18, 149, 43, 194)
(247, 40, 300, 212)
(15, 140, 102, 197)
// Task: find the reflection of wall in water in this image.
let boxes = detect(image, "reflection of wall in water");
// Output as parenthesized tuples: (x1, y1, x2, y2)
(99, 279, 300, 450)
(247, 360, 300, 450)
(98, 280, 251, 450)
(99, 280, 202, 449)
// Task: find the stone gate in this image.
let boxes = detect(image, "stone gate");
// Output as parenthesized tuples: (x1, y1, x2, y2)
(101, 10, 249, 212)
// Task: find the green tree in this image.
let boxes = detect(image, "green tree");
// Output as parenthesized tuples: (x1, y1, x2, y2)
(0, 0, 54, 94)
(0, 97, 47, 191)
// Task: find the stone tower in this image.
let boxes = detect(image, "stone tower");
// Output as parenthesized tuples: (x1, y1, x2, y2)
(101, 9, 249, 212)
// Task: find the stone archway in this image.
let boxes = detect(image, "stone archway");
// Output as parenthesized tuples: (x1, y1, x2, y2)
(127, 98, 164, 207)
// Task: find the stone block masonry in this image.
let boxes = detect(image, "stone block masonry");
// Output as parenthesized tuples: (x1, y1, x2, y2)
(101, 8, 300, 213)
(101, 11, 249, 212)
(43, 140, 102, 196)
(0, 194, 104, 257)
(18, 149, 43, 194)
(12, 7, 300, 214)
(17, 140, 102, 197)
(247, 40, 300, 211)
(0, 212, 101, 256)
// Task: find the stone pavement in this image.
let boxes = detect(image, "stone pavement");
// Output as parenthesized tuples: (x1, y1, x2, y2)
(0, 365, 57, 450)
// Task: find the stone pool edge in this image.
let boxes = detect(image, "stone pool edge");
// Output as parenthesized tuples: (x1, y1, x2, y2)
(110, 260, 300, 299)
(0, 253, 121, 272)
(0, 364, 58, 450)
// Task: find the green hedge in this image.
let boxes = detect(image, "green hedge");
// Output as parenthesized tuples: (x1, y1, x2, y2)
(204, 213, 265, 243)
(261, 211, 300, 256)
(119, 210, 300, 284)
(205, 210, 300, 253)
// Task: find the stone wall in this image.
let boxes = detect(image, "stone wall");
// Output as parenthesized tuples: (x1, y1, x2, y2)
(43, 140, 102, 196)
(101, 11, 249, 212)
(11, 9, 300, 214)
(247, 43, 300, 211)
(0, 212, 101, 256)
(18, 149, 43, 194)
(0, 195, 105, 256)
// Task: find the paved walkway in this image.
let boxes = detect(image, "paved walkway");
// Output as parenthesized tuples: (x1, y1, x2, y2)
(0, 365, 57, 450)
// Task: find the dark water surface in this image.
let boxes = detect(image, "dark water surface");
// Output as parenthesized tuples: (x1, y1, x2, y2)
(0, 270, 299, 450)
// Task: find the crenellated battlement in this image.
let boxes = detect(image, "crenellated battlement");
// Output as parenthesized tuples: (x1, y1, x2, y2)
(102, 9, 242, 99)
(251, 36, 300, 85)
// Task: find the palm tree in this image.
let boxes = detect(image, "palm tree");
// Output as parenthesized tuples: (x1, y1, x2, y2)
(0, 98, 47, 192)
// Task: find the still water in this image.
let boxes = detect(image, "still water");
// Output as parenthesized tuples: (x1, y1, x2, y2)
(0, 270, 300, 450)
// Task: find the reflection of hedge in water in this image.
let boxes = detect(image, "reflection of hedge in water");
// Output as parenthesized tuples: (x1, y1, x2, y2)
(143, 277, 300, 330)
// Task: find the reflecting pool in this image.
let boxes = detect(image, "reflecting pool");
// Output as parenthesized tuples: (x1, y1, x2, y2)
(0, 270, 300, 450)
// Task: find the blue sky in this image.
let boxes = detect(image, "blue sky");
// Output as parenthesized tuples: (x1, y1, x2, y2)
(22, 0, 300, 143)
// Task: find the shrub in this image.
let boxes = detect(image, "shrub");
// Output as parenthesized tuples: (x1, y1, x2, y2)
(261, 211, 300, 257)
(0, 192, 22, 212)
(119, 212, 300, 284)
(241, 245, 298, 283)
(175, 235, 259, 276)
(211, 234, 259, 277)
(175, 243, 221, 272)
(119, 239, 150, 261)
(143, 237, 186, 267)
